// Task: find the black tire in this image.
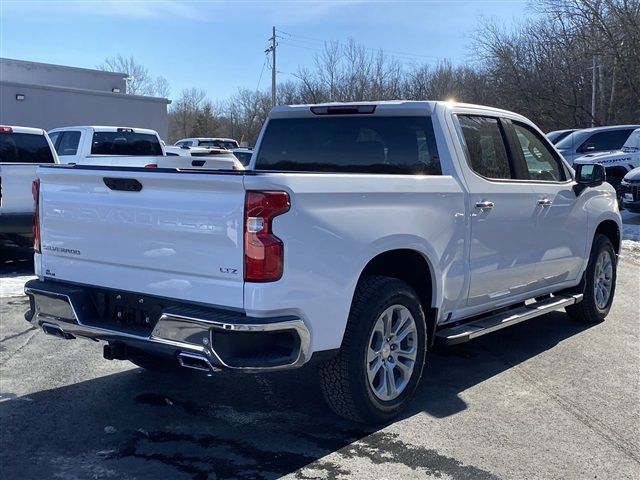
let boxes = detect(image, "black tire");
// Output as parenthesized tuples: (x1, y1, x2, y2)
(129, 352, 181, 372)
(565, 234, 617, 323)
(318, 275, 427, 424)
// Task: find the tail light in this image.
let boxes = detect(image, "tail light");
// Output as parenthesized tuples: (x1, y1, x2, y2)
(244, 191, 290, 282)
(32, 179, 41, 253)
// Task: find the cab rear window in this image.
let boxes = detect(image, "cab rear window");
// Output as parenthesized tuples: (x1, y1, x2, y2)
(0, 132, 55, 163)
(255, 116, 441, 175)
(91, 132, 162, 156)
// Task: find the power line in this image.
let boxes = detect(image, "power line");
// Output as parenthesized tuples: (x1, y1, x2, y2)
(255, 54, 268, 93)
(277, 28, 462, 63)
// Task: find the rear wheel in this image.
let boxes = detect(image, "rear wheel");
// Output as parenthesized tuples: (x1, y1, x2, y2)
(565, 234, 617, 323)
(319, 276, 427, 424)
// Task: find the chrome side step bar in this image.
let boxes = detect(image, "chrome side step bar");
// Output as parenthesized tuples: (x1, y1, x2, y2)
(436, 294, 583, 346)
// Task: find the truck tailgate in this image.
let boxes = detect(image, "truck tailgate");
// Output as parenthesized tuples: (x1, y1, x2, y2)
(37, 166, 245, 308)
(0, 164, 38, 214)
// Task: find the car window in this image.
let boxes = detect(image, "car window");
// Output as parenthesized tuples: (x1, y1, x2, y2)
(579, 129, 634, 152)
(232, 151, 252, 166)
(56, 131, 81, 156)
(457, 115, 512, 179)
(512, 123, 566, 181)
(256, 116, 441, 175)
(0, 132, 55, 164)
(91, 131, 163, 155)
(48, 131, 61, 148)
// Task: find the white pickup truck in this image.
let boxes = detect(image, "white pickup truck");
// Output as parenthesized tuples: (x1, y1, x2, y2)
(25, 102, 621, 423)
(48, 126, 165, 166)
(0, 125, 58, 245)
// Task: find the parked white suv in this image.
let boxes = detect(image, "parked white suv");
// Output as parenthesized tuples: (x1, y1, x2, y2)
(0, 125, 57, 245)
(25, 102, 621, 423)
(574, 128, 640, 190)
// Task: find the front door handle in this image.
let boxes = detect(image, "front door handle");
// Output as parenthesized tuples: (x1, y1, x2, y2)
(537, 198, 553, 207)
(475, 200, 495, 210)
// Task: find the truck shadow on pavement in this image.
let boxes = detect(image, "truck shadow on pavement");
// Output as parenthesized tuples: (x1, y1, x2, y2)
(0, 240, 33, 275)
(0, 311, 592, 480)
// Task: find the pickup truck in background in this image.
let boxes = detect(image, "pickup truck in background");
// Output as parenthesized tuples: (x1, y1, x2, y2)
(574, 128, 640, 191)
(174, 137, 240, 150)
(162, 145, 244, 170)
(25, 102, 621, 423)
(0, 125, 58, 245)
(48, 126, 165, 166)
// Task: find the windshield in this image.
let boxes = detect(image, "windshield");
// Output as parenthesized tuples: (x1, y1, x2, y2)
(622, 130, 640, 151)
(91, 131, 163, 155)
(554, 131, 584, 150)
(0, 132, 55, 163)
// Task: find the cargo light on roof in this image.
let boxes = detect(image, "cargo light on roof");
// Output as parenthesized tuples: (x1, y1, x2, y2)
(310, 105, 376, 115)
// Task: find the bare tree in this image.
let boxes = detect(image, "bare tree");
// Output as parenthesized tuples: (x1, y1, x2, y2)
(98, 55, 171, 98)
(168, 88, 209, 140)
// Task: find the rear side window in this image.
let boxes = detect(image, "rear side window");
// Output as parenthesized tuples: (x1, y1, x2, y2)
(53, 131, 81, 156)
(579, 129, 635, 153)
(0, 132, 55, 164)
(457, 115, 512, 179)
(256, 116, 441, 175)
(91, 132, 163, 156)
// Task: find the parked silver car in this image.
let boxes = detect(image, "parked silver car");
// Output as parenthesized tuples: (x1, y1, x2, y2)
(555, 125, 639, 164)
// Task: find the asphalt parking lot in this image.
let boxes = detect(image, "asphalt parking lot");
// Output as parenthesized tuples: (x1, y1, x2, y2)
(1, 238, 638, 480)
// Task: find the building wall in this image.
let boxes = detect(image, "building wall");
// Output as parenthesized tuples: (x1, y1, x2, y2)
(0, 81, 169, 139)
(0, 58, 126, 93)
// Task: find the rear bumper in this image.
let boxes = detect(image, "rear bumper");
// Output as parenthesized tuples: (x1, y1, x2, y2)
(0, 213, 32, 234)
(24, 279, 310, 372)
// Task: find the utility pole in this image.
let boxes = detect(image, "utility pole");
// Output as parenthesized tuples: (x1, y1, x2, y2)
(267, 26, 277, 107)
(591, 55, 597, 127)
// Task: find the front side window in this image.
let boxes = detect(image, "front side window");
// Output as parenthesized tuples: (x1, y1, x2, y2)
(256, 116, 441, 175)
(512, 123, 566, 182)
(457, 115, 512, 179)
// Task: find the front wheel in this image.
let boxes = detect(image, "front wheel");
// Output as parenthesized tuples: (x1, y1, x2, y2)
(565, 234, 617, 323)
(319, 276, 427, 424)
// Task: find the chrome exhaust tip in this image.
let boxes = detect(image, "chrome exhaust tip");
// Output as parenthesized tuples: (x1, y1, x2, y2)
(41, 322, 75, 339)
(177, 352, 215, 372)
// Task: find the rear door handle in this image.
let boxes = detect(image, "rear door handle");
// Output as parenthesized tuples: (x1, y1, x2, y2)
(537, 198, 553, 207)
(475, 200, 494, 210)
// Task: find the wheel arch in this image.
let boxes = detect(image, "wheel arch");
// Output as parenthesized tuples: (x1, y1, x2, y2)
(358, 248, 438, 346)
(594, 219, 621, 255)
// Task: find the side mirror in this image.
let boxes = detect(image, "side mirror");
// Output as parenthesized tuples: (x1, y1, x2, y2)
(573, 163, 606, 195)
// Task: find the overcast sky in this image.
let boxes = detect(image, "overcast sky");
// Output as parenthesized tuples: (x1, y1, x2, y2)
(0, 1, 532, 101)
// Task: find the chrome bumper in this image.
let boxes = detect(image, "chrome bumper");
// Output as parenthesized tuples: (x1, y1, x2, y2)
(24, 280, 310, 372)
